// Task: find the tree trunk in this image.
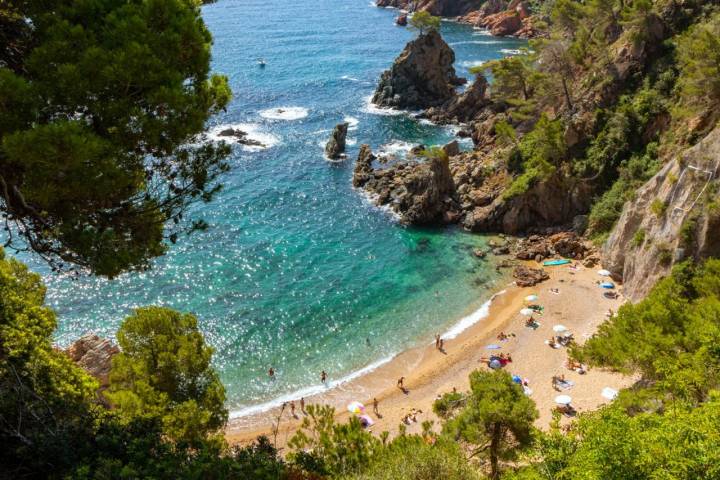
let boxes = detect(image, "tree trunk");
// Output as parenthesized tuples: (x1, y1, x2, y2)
(562, 77, 573, 110)
(489, 422, 501, 480)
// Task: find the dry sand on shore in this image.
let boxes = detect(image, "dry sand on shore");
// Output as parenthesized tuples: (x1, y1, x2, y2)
(225, 262, 634, 448)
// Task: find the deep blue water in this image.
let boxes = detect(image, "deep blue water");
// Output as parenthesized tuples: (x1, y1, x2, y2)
(38, 0, 526, 414)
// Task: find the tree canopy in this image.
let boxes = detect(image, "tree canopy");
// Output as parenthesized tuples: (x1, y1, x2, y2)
(108, 306, 228, 447)
(409, 11, 441, 35)
(0, 0, 231, 277)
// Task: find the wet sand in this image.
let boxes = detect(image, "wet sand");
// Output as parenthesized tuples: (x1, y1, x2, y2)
(225, 262, 634, 447)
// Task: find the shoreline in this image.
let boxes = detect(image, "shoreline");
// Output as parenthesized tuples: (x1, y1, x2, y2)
(225, 262, 634, 447)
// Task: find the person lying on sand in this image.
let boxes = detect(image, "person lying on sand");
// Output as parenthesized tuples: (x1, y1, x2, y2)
(525, 316, 539, 329)
(547, 337, 559, 349)
(555, 403, 577, 417)
(566, 359, 587, 374)
(549, 288, 560, 294)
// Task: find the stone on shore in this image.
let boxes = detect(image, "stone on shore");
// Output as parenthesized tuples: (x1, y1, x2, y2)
(513, 265, 549, 287)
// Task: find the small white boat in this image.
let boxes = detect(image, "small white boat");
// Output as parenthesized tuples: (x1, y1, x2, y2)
(257, 58, 266, 67)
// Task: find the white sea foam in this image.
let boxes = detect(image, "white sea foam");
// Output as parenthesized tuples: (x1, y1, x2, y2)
(441, 290, 507, 340)
(207, 123, 279, 151)
(362, 95, 404, 116)
(346, 138, 357, 146)
(450, 40, 499, 46)
(501, 49, 525, 55)
(229, 353, 397, 419)
(341, 75, 361, 82)
(472, 29, 493, 36)
(378, 140, 414, 157)
(259, 106, 309, 121)
(461, 60, 486, 68)
(344, 116, 360, 131)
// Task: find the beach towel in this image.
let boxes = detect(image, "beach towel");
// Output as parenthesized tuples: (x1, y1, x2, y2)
(557, 380, 575, 390)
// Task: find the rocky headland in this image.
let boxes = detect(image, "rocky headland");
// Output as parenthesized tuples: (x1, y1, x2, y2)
(376, 0, 543, 38)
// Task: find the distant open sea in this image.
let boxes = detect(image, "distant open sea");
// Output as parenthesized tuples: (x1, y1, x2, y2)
(31, 0, 526, 416)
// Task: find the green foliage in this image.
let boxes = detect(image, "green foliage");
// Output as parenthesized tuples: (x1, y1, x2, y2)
(0, 0, 231, 276)
(108, 307, 227, 447)
(288, 404, 382, 477)
(503, 114, 565, 200)
(482, 54, 540, 115)
(349, 435, 481, 480)
(0, 247, 99, 477)
(493, 120, 518, 147)
(650, 198, 667, 217)
(443, 370, 539, 479)
(631, 228, 646, 248)
(676, 12, 720, 116)
(433, 390, 467, 419)
(409, 11, 441, 34)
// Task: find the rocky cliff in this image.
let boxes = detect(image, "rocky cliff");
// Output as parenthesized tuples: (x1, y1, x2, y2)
(372, 29, 465, 110)
(376, 0, 484, 17)
(603, 127, 720, 302)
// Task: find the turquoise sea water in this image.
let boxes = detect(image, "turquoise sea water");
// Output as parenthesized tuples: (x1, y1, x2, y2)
(36, 0, 526, 414)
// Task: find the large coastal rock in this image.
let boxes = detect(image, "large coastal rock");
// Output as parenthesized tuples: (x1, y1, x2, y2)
(603, 127, 720, 301)
(325, 122, 349, 160)
(513, 265, 549, 287)
(353, 146, 458, 224)
(65, 333, 119, 391)
(425, 74, 490, 123)
(372, 29, 465, 110)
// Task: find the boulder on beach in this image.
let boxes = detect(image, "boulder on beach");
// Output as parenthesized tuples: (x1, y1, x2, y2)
(513, 265, 549, 287)
(325, 122, 349, 160)
(371, 29, 465, 110)
(396, 14, 408, 26)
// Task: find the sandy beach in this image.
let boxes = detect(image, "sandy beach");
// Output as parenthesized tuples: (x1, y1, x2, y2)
(225, 261, 634, 447)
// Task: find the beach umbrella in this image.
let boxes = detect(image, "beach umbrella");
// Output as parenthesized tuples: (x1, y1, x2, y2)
(486, 344, 501, 350)
(358, 414, 374, 427)
(525, 294, 539, 302)
(520, 308, 534, 316)
(555, 395, 572, 405)
(598, 269, 611, 276)
(553, 324, 568, 333)
(601, 387, 619, 400)
(347, 401, 365, 414)
(600, 282, 615, 289)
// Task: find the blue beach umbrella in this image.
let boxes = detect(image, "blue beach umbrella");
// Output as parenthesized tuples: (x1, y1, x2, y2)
(600, 282, 615, 289)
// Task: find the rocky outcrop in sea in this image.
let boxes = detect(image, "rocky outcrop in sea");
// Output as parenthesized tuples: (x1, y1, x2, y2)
(353, 144, 459, 224)
(325, 122, 349, 160)
(372, 29, 465, 110)
(65, 333, 119, 394)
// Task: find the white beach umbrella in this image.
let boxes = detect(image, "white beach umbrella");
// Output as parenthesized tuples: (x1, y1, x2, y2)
(520, 308, 534, 316)
(553, 325, 569, 333)
(601, 387, 619, 400)
(555, 395, 572, 405)
(347, 401, 365, 414)
(525, 294, 539, 302)
(597, 269, 611, 276)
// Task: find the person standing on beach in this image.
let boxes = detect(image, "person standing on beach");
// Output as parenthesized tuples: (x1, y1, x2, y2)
(321, 370, 327, 384)
(397, 376, 405, 390)
(300, 397, 306, 414)
(439, 338, 445, 352)
(435, 334, 440, 349)
(290, 401, 297, 418)
(373, 397, 380, 416)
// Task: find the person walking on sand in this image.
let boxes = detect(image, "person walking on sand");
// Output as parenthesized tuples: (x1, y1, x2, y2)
(373, 397, 380, 416)
(439, 338, 445, 351)
(435, 333, 440, 349)
(397, 376, 405, 390)
(300, 397, 306, 414)
(290, 401, 297, 418)
(321, 370, 327, 384)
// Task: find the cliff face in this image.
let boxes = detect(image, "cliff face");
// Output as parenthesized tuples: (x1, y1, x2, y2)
(603, 127, 720, 302)
(376, 0, 484, 17)
(65, 333, 119, 392)
(372, 29, 465, 110)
